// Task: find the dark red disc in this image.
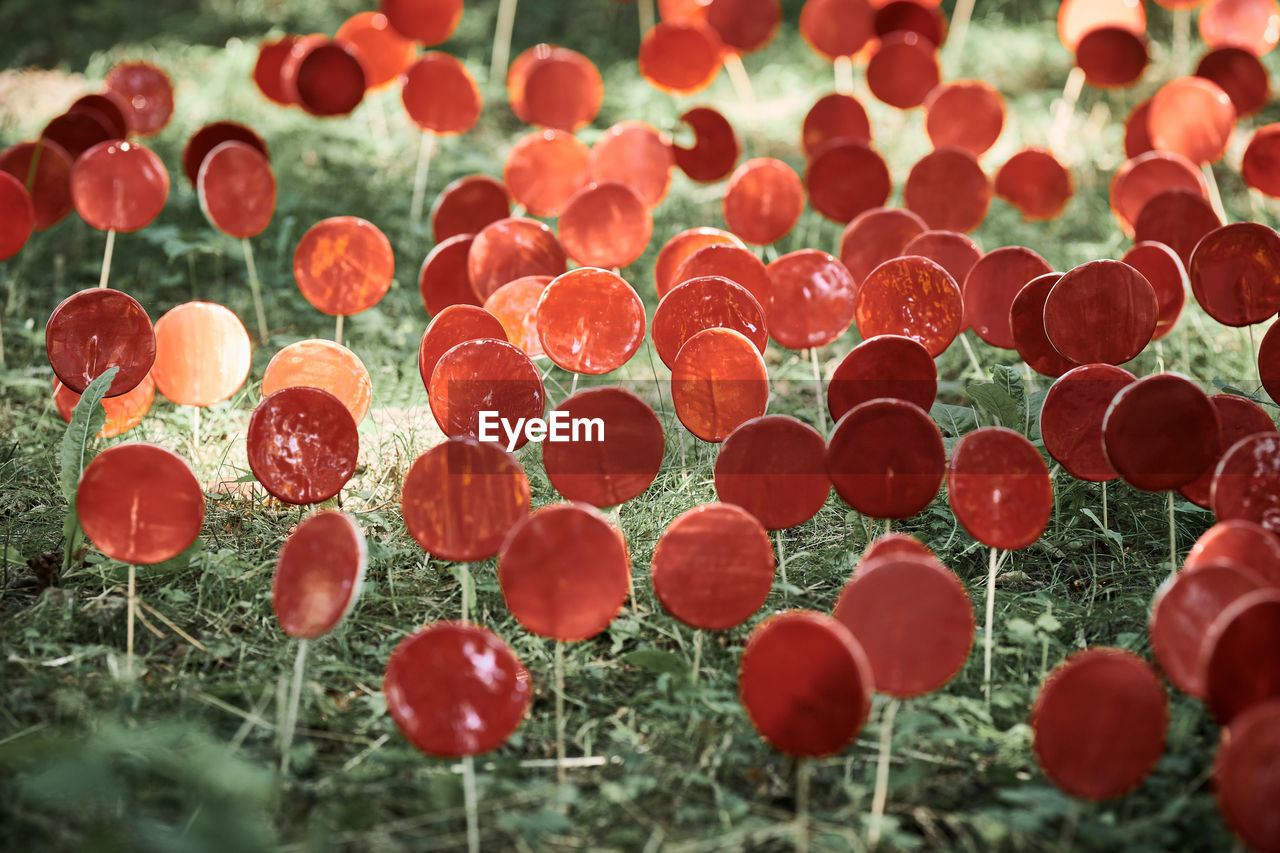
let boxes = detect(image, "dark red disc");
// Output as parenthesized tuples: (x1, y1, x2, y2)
(1031, 648, 1167, 801)
(68, 93, 128, 140)
(994, 148, 1074, 221)
(901, 230, 982, 290)
(384, 622, 531, 759)
(197, 141, 276, 239)
(536, 268, 646, 374)
(380, 0, 463, 45)
(829, 335, 937, 421)
(799, 0, 875, 60)
(1041, 364, 1136, 482)
(962, 246, 1052, 349)
(1134, 188, 1222, 269)
(402, 52, 480, 134)
(875, 0, 948, 45)
(419, 234, 483, 316)
(1110, 150, 1209, 237)
(0, 140, 72, 231)
(652, 502, 775, 629)
(508, 45, 603, 133)
(417, 304, 509, 392)
(1043, 259, 1158, 365)
(273, 511, 366, 638)
(804, 139, 891, 224)
(294, 216, 394, 316)
(1213, 433, 1280, 535)
(924, 80, 1004, 156)
(77, 443, 205, 565)
(861, 532, 939, 568)
(1124, 98, 1155, 158)
(671, 327, 770, 442)
(1204, 590, 1280, 725)
(1076, 26, 1148, 88)
(904, 146, 991, 233)
(589, 121, 674, 209)
(557, 181, 653, 269)
(1243, 124, 1280, 197)
(542, 387, 665, 508)
(764, 249, 857, 350)
(1121, 241, 1187, 341)
(1196, 46, 1270, 117)
(651, 275, 767, 368)
(703, 0, 783, 53)
(1187, 519, 1280, 586)
(1057, 0, 1146, 51)
(104, 62, 173, 136)
(1103, 373, 1221, 492)
(1189, 223, 1280, 327)
(484, 276, 549, 358)
(46, 288, 154, 396)
(181, 121, 269, 186)
(336, 11, 417, 90)
(1213, 699, 1280, 853)
(802, 92, 872, 158)
(854, 255, 962, 357)
(151, 302, 252, 407)
(827, 398, 945, 519)
(247, 387, 358, 505)
(714, 416, 831, 530)
(947, 427, 1052, 549)
(402, 437, 531, 562)
(839, 207, 928, 285)
(263, 339, 372, 425)
(499, 503, 630, 641)
(70, 140, 168, 233)
(428, 339, 546, 447)
(254, 36, 299, 106)
(54, 374, 153, 439)
(468, 217, 567, 303)
(672, 243, 770, 306)
(40, 111, 112, 160)
(654, 227, 742, 299)
(1010, 273, 1078, 378)
(722, 157, 805, 246)
(1180, 395, 1277, 508)
(674, 107, 739, 183)
(866, 32, 940, 109)
(290, 40, 367, 117)
(638, 20, 724, 96)
(740, 611, 873, 757)
(431, 175, 511, 244)
(1263, 317, 1280, 403)
(1150, 76, 1236, 166)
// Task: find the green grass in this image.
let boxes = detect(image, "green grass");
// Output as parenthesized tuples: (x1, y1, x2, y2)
(3, 0, 1280, 849)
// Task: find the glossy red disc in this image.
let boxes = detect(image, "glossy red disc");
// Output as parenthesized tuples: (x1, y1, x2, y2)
(336, 11, 416, 89)
(674, 107, 739, 183)
(1010, 273, 1078, 378)
(1263, 317, 1280, 402)
(703, 0, 782, 53)
(1040, 364, 1136, 482)
(722, 157, 804, 246)
(384, 622, 531, 760)
(1204, 590, 1280, 725)
(1076, 26, 1148, 88)
(468, 218, 567, 303)
(499, 503, 630, 641)
(402, 52, 481, 135)
(484, 276, 549, 358)
(1213, 433, 1280, 535)
(765, 249, 857, 350)
(1187, 519, 1280, 586)
(714, 416, 831, 530)
(1199, 0, 1280, 57)
(904, 146, 991, 233)
(924, 81, 1004, 156)
(855, 255, 962, 357)
(0, 140, 72, 231)
(654, 227, 742, 299)
(994, 148, 1074, 221)
(947, 426, 1052, 549)
(589, 122, 673, 209)
(536, 268, 645, 374)
(834, 555, 974, 696)
(272, 511, 367, 638)
(402, 437, 531, 562)
(1124, 98, 1156, 158)
(380, 0, 462, 44)
(875, 0, 948, 44)
(254, 36, 298, 106)
(799, 0, 875, 59)
(418, 233, 482, 315)
(1043, 259, 1157, 365)
(46, 288, 154, 397)
(247, 387, 358, 505)
(1109, 151, 1208, 237)
(54, 373, 154, 439)
(639, 20, 724, 95)
(68, 93, 128, 140)
(181, 122, 268, 186)
(672, 243, 770, 305)
(1057, 0, 1146, 51)
(431, 175, 511, 244)
(804, 139, 891, 224)
(861, 532, 939, 568)
(1196, 47, 1270, 116)
(1031, 648, 1167, 801)
(151, 302, 252, 407)
(866, 32, 939, 109)
(1243, 124, 1280, 196)
(428, 339, 545, 446)
(558, 182, 653, 269)
(77, 443, 204, 565)
(962, 246, 1052, 349)
(1180, 395, 1276, 508)
(294, 216, 393, 316)
(839, 207, 928, 285)
(1189, 223, 1280, 327)
(288, 39, 367, 116)
(1213, 699, 1280, 853)
(827, 398, 945, 519)
(802, 93, 872, 158)
(541, 387, 664, 507)
(508, 45, 603, 132)
(1149, 77, 1237, 166)
(829, 335, 937, 421)
(104, 62, 173, 136)
(197, 141, 275, 239)
(652, 502, 775, 629)
(672, 327, 769, 442)
(651, 275, 767, 368)
(901, 230, 982, 290)
(1121, 242, 1186, 341)
(263, 339, 372, 425)
(739, 611, 873, 758)
(40, 111, 111, 160)
(1103, 373, 1221, 492)
(70, 141, 168, 233)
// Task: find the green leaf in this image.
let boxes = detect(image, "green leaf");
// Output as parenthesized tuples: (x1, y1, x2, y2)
(966, 382, 1021, 430)
(930, 402, 978, 436)
(58, 366, 118, 504)
(621, 647, 689, 677)
(993, 364, 1026, 415)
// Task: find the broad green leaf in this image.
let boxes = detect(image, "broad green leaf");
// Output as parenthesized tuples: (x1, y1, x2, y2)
(58, 366, 118, 504)
(621, 647, 689, 677)
(966, 382, 1021, 430)
(931, 402, 978, 436)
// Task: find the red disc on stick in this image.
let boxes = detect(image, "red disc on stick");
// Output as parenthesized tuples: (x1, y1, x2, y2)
(866, 32, 940, 109)
(901, 230, 981, 289)
(380, 0, 463, 45)
(722, 158, 804, 246)
(484, 276, 549, 358)
(182, 122, 268, 186)
(1110, 151, 1209, 236)
(1010, 273, 1078, 378)
(703, 0, 782, 53)
(799, 0, 875, 59)
(1262, 317, 1280, 402)
(1041, 364, 1136, 482)
(558, 182, 653, 269)
(287, 40, 366, 116)
(1135, 189, 1222, 270)
(536, 268, 646, 374)
(1125, 99, 1156, 157)
(639, 21, 724, 96)
(805, 140, 890, 224)
(1076, 27, 1148, 88)
(403, 53, 481, 134)
(651, 275, 767, 368)
(0, 140, 72, 231)
(1213, 433, 1280, 535)
(428, 339, 545, 447)
(672, 328, 769, 442)
(1057, 0, 1146, 51)
(875, 1, 948, 43)
(1196, 47, 1270, 116)
(714, 416, 831, 530)
(105, 62, 173, 136)
(41, 112, 112, 160)
(294, 216, 394, 316)
(1204, 590, 1280, 725)
(1180, 395, 1276, 508)
(197, 141, 276, 239)
(54, 373, 153, 438)
(1187, 519, 1280, 586)
(254, 36, 298, 106)
(419, 302, 513, 387)
(862, 532, 939, 568)
(947, 427, 1052, 550)
(68, 94, 128, 140)
(1043, 259, 1157, 365)
(336, 11, 416, 89)
(995, 148, 1073, 221)
(1213, 699, 1280, 853)
(1121, 241, 1187, 340)
(1189, 223, 1280, 327)
(1199, 0, 1280, 57)
(839, 207, 927, 285)
(827, 398, 945, 519)
(765, 249, 857, 350)
(0, 170, 34, 260)
(1243, 124, 1280, 196)
(542, 388, 664, 508)
(247, 387, 358, 505)
(829, 335, 937, 421)
(46, 288, 154, 396)
(151, 302, 251, 407)
(654, 227, 742, 299)
(263, 339, 372, 424)
(855, 255, 962, 357)
(432, 175, 511, 244)
(468, 218, 567, 302)
(1103, 373, 1221, 491)
(419, 233, 482, 315)
(672, 243, 770, 305)
(508, 45, 602, 132)
(924, 81, 1004, 156)
(904, 146, 991, 233)
(273, 511, 367, 638)
(962, 246, 1052, 349)
(589, 122, 674, 209)
(674, 107, 739, 183)
(71, 141, 168, 233)
(802, 93, 871, 158)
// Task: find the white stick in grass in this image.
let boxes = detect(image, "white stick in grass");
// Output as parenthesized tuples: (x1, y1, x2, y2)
(459, 562, 472, 622)
(280, 637, 308, 774)
(491, 0, 519, 86)
(126, 564, 136, 677)
(98, 229, 116, 289)
(795, 758, 811, 852)
(1049, 66, 1086, 155)
(555, 640, 567, 784)
(1167, 491, 1177, 579)
(775, 530, 787, 587)
(868, 697, 901, 847)
(410, 132, 438, 232)
(335, 315, 344, 347)
(983, 547, 1004, 704)
(1202, 162, 1229, 225)
(947, 0, 978, 70)
(241, 238, 269, 344)
(811, 347, 827, 433)
(723, 53, 756, 111)
(462, 754, 480, 853)
(833, 56, 854, 95)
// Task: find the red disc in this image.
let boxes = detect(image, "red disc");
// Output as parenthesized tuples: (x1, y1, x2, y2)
(834, 555, 974, 696)
(272, 511, 367, 638)
(558, 182, 653, 269)
(41, 111, 112, 160)
(1181, 395, 1276, 508)
(674, 107, 739, 183)
(104, 62, 173, 136)
(1204, 590, 1280, 724)
(1103, 373, 1221, 492)
(672, 327, 769, 442)
(247, 387, 358, 505)
(1199, 0, 1280, 56)
(499, 503, 630, 641)
(70, 141, 168, 233)
(962, 246, 1052, 349)
(1263, 317, 1280, 402)
(428, 339, 545, 446)
(904, 146, 991, 233)
(924, 81, 1004, 156)
(181, 121, 269, 186)
(839, 207, 928, 285)
(294, 216, 394, 316)
(1189, 223, 1280, 327)
(68, 93, 128, 140)
(639, 20, 724, 96)
(402, 52, 481, 135)
(947, 427, 1052, 549)
(866, 32, 939, 109)
(739, 611, 873, 758)
(289, 40, 367, 117)
(1188, 519, 1280, 586)
(1196, 47, 1270, 116)
(1076, 26, 1149, 88)
(654, 227, 742, 299)
(799, 0, 875, 59)
(1031, 648, 1167, 801)
(652, 503, 775, 628)
(536, 268, 645, 374)
(589, 121, 674, 209)
(431, 175, 511, 244)
(827, 398, 945, 519)
(419, 233, 482, 315)
(1010, 273, 1078, 378)
(1041, 363, 1136, 482)
(77, 443, 204, 565)
(802, 93, 872, 158)
(1125, 99, 1156, 158)
(714, 416, 831, 530)
(1151, 561, 1264, 698)
(901, 230, 982, 290)
(855, 255, 963, 357)
(468, 218, 567, 303)
(263, 339, 372, 425)
(651, 275, 767, 368)
(829, 335, 937, 421)
(995, 148, 1074, 221)
(765, 249, 857, 350)
(1243, 124, 1280, 196)
(541, 387, 664, 507)
(151, 302, 252, 407)
(1213, 699, 1280, 853)
(804, 139, 891, 224)
(197, 141, 276, 239)
(46, 288, 154, 396)
(1109, 150, 1208, 237)
(875, 0, 948, 44)
(1150, 77, 1237, 166)
(703, 0, 782, 53)
(54, 373, 154, 439)
(1043, 259, 1158, 365)
(1057, 0, 1146, 51)
(722, 157, 805, 246)
(861, 532, 939, 567)
(508, 45, 602, 132)
(380, 0, 462, 44)
(1121, 241, 1187, 341)
(0, 139, 72, 231)
(402, 437, 531, 562)
(384, 622, 531, 759)
(336, 11, 416, 89)
(1213, 433, 1280, 535)
(254, 36, 298, 106)
(672, 243, 770, 306)
(484, 276, 549, 358)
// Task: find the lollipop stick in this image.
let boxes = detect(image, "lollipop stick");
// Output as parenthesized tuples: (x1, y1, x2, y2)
(959, 332, 984, 378)
(983, 547, 1002, 704)
(410, 132, 438, 232)
(1167, 491, 1177, 578)
(868, 697, 901, 847)
(491, 0, 518, 85)
(554, 640, 567, 784)
(126, 564, 136, 677)
(723, 53, 756, 112)
(1172, 9, 1191, 71)
(1101, 480, 1108, 533)
(1202, 163, 1228, 224)
(810, 347, 827, 433)
(947, 0, 977, 69)
(241, 238, 269, 344)
(97, 229, 116, 289)
(833, 56, 854, 95)
(335, 314, 344, 346)
(775, 530, 787, 587)
(638, 0, 655, 39)
(280, 637, 308, 774)
(691, 628, 703, 682)
(795, 758, 811, 853)
(569, 372, 579, 397)
(884, 518, 892, 535)
(459, 562, 472, 622)
(1049, 67, 1085, 155)
(192, 406, 201, 449)
(462, 754, 480, 853)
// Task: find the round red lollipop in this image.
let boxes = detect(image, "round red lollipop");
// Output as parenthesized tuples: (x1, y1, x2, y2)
(1149, 77, 1237, 166)
(41, 111, 112, 161)
(105, 62, 173, 136)
(1199, 0, 1280, 56)
(839, 207, 928, 285)
(286, 39, 367, 117)
(273, 511, 367, 638)
(904, 147, 990, 233)
(1031, 648, 1167, 801)
(674, 107, 739, 183)
(431, 175, 511, 244)
(1043, 259, 1157, 365)
(861, 532, 940, 568)
(995, 148, 1073, 221)
(254, 36, 298, 106)
(263, 339, 372, 424)
(1076, 27, 1148, 88)
(672, 327, 769, 442)
(947, 427, 1052, 550)
(380, 0, 462, 44)
(1121, 242, 1186, 341)
(181, 122, 269, 186)
(558, 182, 653, 269)
(1180, 395, 1276, 508)
(247, 387, 358, 505)
(68, 94, 128, 140)
(384, 622, 531, 760)
(901, 230, 982, 289)
(1243, 124, 1280, 197)
(722, 157, 804, 246)
(651, 275, 767, 368)
(703, 0, 782, 53)
(739, 611, 873, 758)
(294, 216, 394, 316)
(799, 0, 875, 60)
(336, 11, 416, 89)
(428, 339, 545, 446)
(962, 246, 1052, 349)
(829, 335, 937, 421)
(1103, 373, 1221, 491)
(54, 373, 154, 439)
(1213, 699, 1280, 853)
(866, 32, 939, 109)
(402, 53, 481, 134)
(639, 20, 724, 96)
(197, 141, 276, 239)
(1057, 0, 1146, 51)
(46, 288, 154, 396)
(536, 268, 645, 374)
(484, 276, 549, 358)
(589, 121, 674, 209)
(875, 0, 948, 43)
(1196, 47, 1270, 117)
(541, 387, 664, 507)
(1263, 318, 1280, 402)
(827, 398, 945, 519)
(804, 140, 890, 224)
(468, 218, 567, 302)
(1189, 223, 1280, 327)
(418, 234, 482, 315)
(802, 93, 872, 158)
(1124, 99, 1155, 158)
(77, 443, 204, 565)
(651, 503, 775, 629)
(1010, 273, 1078, 378)
(499, 503, 630, 641)
(654, 227, 742, 299)
(1213, 434, 1280, 535)
(834, 555, 974, 696)
(1109, 151, 1208, 237)
(1187, 519, 1280, 586)
(1041, 364, 1136, 482)
(854, 255, 963, 357)
(509, 45, 602, 133)
(765, 249, 857, 350)
(503, 130, 591, 218)
(151, 302, 252, 408)
(924, 81, 1004, 156)
(1204, 590, 1280, 725)
(402, 437, 531, 562)
(0, 140, 72, 231)
(672, 243, 770, 305)
(714, 416, 831, 530)
(71, 141, 168, 233)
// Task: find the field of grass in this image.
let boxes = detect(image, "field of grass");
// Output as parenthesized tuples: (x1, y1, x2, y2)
(2, 0, 1279, 850)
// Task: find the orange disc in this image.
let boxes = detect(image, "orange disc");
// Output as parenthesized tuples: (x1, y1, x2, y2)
(866, 32, 939, 109)
(294, 216, 394, 316)
(722, 157, 805, 246)
(802, 93, 872, 158)
(1189, 222, 1280, 327)
(1197, 47, 1271, 117)
(1122, 241, 1187, 341)
(419, 233, 482, 315)
(639, 20, 724, 96)
(672, 327, 769, 442)
(1043, 259, 1158, 365)
(484, 276, 550, 358)
(54, 373, 153, 439)
(1040, 363, 1137, 482)
(994, 148, 1074, 221)
(589, 121, 674, 209)
(181, 121, 268, 186)
(839, 206, 928, 285)
(536, 268, 646, 374)
(672, 243, 770, 305)
(1102, 373, 1221, 492)
(0, 140, 70, 232)
(1212, 433, 1280, 535)
(854, 255, 962, 357)
(1188, 519, 1280, 585)
(1076, 27, 1149, 88)
(947, 426, 1052, 550)
(418, 304, 509, 389)
(1149, 77, 1237, 165)
(428, 339, 546, 446)
(1010, 273, 1079, 378)
(1213, 699, 1280, 853)
(654, 227, 742, 299)
(104, 61, 173, 136)
(273, 511, 367, 639)
(46, 288, 154, 397)
(924, 80, 1004, 156)
(262, 339, 372, 424)
(541, 387, 665, 507)
(1057, 0, 1146, 52)
(829, 334, 937, 421)
(151, 302, 252, 407)
(799, 0, 875, 60)
(1133, 188, 1222, 268)
(431, 174, 511, 244)
(468, 218, 567, 302)
(714, 416, 832, 530)
(336, 12, 416, 89)
(674, 106, 739, 183)
(1109, 150, 1209, 237)
(1204, 590, 1280, 724)
(402, 52, 481, 135)
(652, 275, 766, 368)
(247, 387, 359, 505)
(765, 249, 857, 350)
(1199, 0, 1280, 56)
(558, 182, 653, 269)
(904, 146, 991, 233)
(70, 141, 169, 233)
(508, 45, 603, 132)
(901, 229, 982, 293)
(962, 246, 1052, 349)
(703, 0, 782, 53)
(380, 0, 463, 45)
(503, 129, 591, 218)
(804, 139, 891, 224)
(197, 141, 276, 239)
(826, 398, 945, 519)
